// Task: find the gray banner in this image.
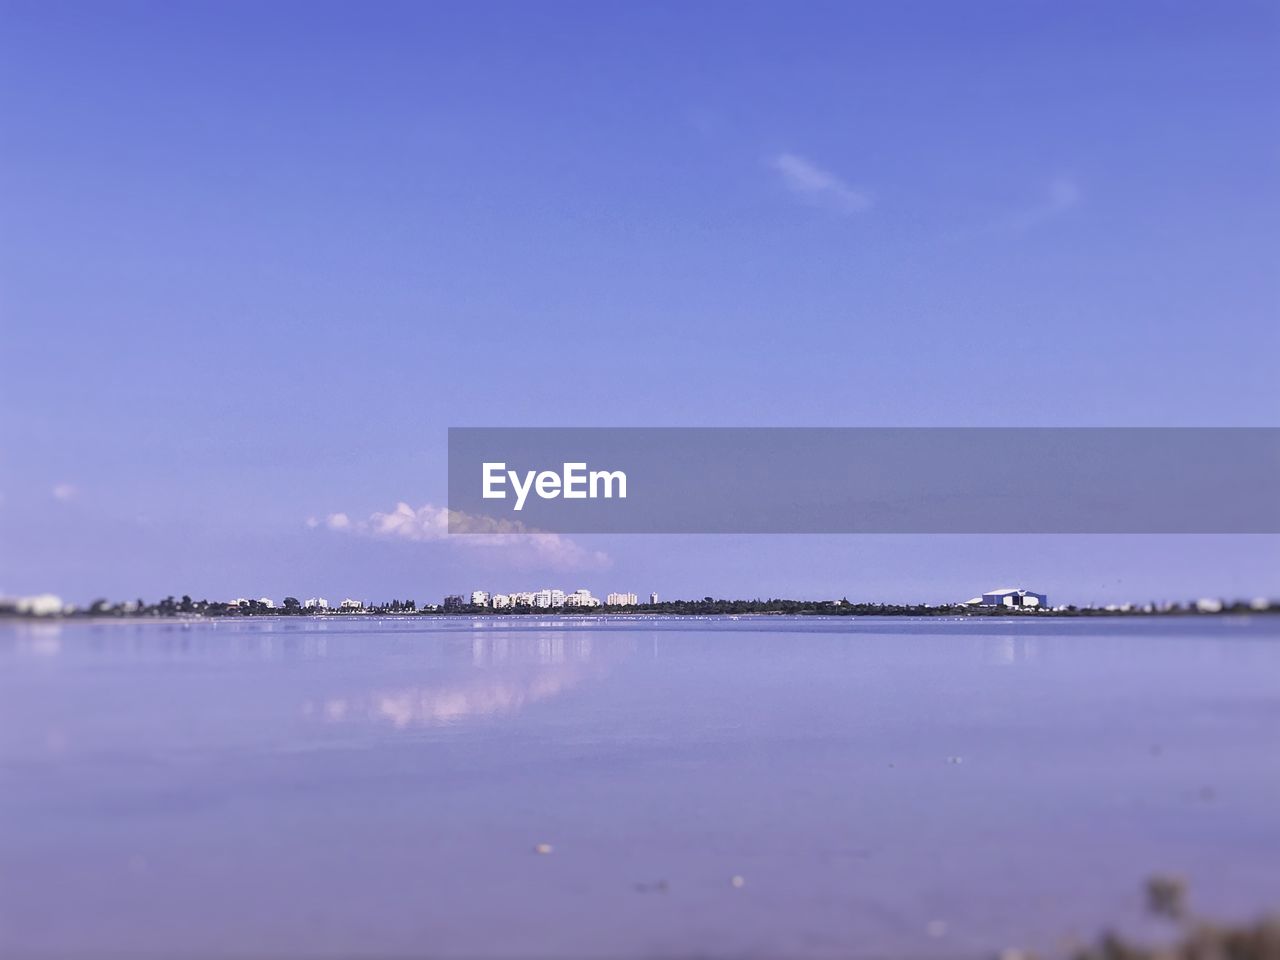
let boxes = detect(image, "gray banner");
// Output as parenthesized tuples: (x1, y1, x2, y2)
(447, 428, 1280, 534)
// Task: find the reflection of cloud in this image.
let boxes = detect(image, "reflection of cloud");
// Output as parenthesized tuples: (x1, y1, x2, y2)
(770, 152, 872, 215)
(374, 672, 580, 727)
(308, 634, 603, 728)
(308, 501, 610, 571)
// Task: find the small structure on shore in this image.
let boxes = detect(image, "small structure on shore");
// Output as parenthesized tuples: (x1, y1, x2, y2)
(965, 587, 1047, 608)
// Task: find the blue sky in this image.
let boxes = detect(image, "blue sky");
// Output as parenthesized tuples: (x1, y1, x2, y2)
(2, 0, 1277, 605)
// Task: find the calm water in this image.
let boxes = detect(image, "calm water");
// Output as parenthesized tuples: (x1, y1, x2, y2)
(1, 615, 1278, 958)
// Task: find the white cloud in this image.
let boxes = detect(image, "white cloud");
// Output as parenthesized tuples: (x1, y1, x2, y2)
(999, 175, 1082, 232)
(770, 152, 872, 215)
(1047, 176, 1082, 209)
(310, 501, 610, 572)
(51, 483, 77, 502)
(942, 175, 1083, 242)
(306, 513, 352, 531)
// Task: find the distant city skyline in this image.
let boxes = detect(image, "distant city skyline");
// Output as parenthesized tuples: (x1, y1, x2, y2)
(6, 578, 1275, 619)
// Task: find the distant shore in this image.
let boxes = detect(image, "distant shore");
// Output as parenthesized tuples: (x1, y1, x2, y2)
(3, 599, 1276, 622)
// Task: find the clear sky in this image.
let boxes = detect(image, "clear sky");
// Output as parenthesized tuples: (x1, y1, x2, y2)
(2, 0, 1277, 606)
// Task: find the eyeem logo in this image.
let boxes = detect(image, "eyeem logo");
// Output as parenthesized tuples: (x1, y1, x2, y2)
(482, 462, 627, 512)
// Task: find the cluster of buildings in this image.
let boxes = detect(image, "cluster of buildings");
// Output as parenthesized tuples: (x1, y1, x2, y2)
(0, 593, 68, 616)
(242, 587, 1044, 612)
(233, 597, 365, 610)
(446, 589, 658, 610)
(298, 597, 364, 610)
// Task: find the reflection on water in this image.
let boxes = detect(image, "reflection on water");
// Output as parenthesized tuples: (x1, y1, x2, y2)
(470, 630, 596, 666)
(6, 621, 64, 657)
(983, 635, 1039, 665)
(318, 671, 586, 728)
(1, 615, 1278, 960)
(0, 618, 340, 662)
(310, 631, 609, 728)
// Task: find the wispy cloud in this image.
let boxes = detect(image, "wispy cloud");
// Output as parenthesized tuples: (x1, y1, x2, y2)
(941, 175, 1083, 242)
(308, 502, 611, 572)
(770, 152, 872, 215)
(51, 483, 78, 502)
(997, 175, 1082, 232)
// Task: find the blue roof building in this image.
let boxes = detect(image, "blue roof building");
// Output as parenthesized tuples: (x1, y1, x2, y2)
(965, 587, 1048, 608)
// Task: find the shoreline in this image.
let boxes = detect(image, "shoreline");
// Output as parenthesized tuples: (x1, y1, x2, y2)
(3, 607, 1277, 625)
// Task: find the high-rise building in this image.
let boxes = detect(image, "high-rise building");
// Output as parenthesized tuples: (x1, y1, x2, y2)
(491, 594, 511, 608)
(303, 597, 329, 609)
(649, 592, 659, 605)
(564, 589, 599, 608)
(471, 590, 490, 607)
(606, 592, 638, 606)
(442, 594, 466, 610)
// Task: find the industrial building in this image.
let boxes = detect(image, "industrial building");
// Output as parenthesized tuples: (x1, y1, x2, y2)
(964, 588, 1048, 608)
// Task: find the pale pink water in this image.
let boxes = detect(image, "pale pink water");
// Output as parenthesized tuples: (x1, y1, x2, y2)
(1, 616, 1277, 958)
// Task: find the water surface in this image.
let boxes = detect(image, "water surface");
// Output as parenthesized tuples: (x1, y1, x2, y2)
(2, 616, 1278, 958)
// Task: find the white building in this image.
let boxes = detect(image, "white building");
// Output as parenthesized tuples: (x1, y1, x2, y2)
(258, 597, 275, 609)
(8, 593, 65, 616)
(471, 590, 490, 607)
(490, 594, 511, 609)
(531, 589, 567, 608)
(304, 597, 329, 609)
(564, 589, 600, 608)
(512, 592, 536, 607)
(340, 598, 363, 610)
(534, 589, 566, 609)
(649, 592, 659, 605)
(964, 588, 1047, 609)
(606, 592, 638, 606)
